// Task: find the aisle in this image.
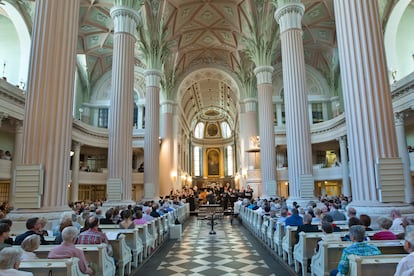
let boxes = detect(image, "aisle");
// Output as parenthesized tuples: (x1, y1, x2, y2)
(134, 215, 295, 276)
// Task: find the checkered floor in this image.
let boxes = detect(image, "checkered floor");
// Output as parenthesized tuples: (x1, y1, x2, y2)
(134, 215, 295, 276)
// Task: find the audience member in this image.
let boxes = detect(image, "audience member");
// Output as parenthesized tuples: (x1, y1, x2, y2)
(133, 210, 146, 225)
(20, 234, 40, 260)
(295, 214, 320, 243)
(0, 219, 13, 245)
(322, 215, 341, 232)
(359, 214, 373, 231)
(277, 207, 288, 224)
(0, 223, 11, 251)
(0, 247, 33, 275)
(372, 217, 397, 240)
(390, 209, 404, 232)
(14, 217, 47, 245)
(347, 207, 357, 219)
(285, 208, 303, 227)
(150, 204, 161, 218)
(119, 209, 135, 229)
(342, 217, 362, 241)
(143, 207, 154, 222)
(100, 208, 115, 225)
(394, 230, 414, 276)
(312, 207, 322, 224)
(331, 225, 381, 276)
(77, 215, 112, 256)
(329, 204, 346, 221)
(48, 226, 93, 275)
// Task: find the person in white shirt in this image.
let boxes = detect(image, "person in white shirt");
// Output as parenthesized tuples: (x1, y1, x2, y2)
(20, 234, 40, 261)
(394, 230, 414, 276)
(0, 247, 33, 275)
(390, 209, 404, 232)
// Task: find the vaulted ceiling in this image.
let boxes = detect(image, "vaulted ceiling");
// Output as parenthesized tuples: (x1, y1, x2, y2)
(2, 0, 400, 129)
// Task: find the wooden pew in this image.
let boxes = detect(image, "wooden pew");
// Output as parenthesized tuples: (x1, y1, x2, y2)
(20, 258, 89, 276)
(282, 226, 298, 265)
(34, 244, 116, 276)
(348, 254, 407, 276)
(108, 234, 132, 276)
(294, 231, 331, 276)
(273, 221, 285, 256)
(310, 240, 406, 276)
(103, 228, 144, 268)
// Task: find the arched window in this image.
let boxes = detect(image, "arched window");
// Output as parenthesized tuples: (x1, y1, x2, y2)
(226, 145, 233, 176)
(221, 121, 231, 138)
(194, 122, 204, 139)
(193, 146, 201, 176)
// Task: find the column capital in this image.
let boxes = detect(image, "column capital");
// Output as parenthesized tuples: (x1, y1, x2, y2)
(274, 0, 304, 32)
(254, 66, 273, 85)
(337, 135, 347, 143)
(145, 69, 163, 87)
(110, 6, 140, 35)
(242, 98, 257, 113)
(394, 112, 405, 126)
(160, 100, 176, 114)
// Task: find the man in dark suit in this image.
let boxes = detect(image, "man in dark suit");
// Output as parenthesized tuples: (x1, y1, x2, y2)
(295, 213, 320, 243)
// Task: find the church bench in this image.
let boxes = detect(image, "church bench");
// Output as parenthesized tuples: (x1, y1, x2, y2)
(310, 240, 405, 276)
(19, 258, 89, 276)
(348, 254, 407, 276)
(273, 221, 285, 256)
(294, 231, 331, 276)
(266, 218, 277, 248)
(292, 230, 396, 276)
(34, 244, 116, 276)
(135, 224, 154, 258)
(282, 226, 298, 265)
(108, 233, 132, 276)
(103, 228, 144, 268)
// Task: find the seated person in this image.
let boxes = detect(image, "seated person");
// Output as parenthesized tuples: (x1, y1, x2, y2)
(119, 209, 135, 229)
(331, 225, 381, 276)
(371, 217, 397, 240)
(322, 214, 341, 232)
(315, 222, 342, 253)
(341, 217, 363, 241)
(295, 214, 320, 243)
(0, 247, 33, 275)
(0, 219, 13, 245)
(14, 217, 47, 245)
(394, 230, 414, 276)
(0, 223, 11, 251)
(48, 226, 93, 275)
(100, 208, 115, 225)
(359, 214, 373, 231)
(77, 215, 112, 256)
(133, 210, 146, 225)
(285, 208, 303, 227)
(20, 234, 40, 260)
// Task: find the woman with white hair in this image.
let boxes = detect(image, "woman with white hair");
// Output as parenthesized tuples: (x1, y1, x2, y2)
(394, 230, 414, 276)
(20, 234, 40, 260)
(0, 247, 33, 275)
(48, 226, 93, 275)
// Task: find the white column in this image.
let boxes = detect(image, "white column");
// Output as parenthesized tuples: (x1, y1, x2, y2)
(276, 103, 283, 126)
(322, 102, 328, 121)
(160, 100, 175, 197)
(275, 0, 314, 200)
(19, 0, 79, 210)
(107, 6, 139, 203)
(339, 136, 350, 197)
(334, 0, 401, 203)
(138, 105, 144, 129)
(239, 98, 258, 187)
(254, 66, 277, 198)
(395, 112, 413, 202)
(144, 69, 163, 200)
(9, 122, 23, 207)
(71, 142, 81, 203)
